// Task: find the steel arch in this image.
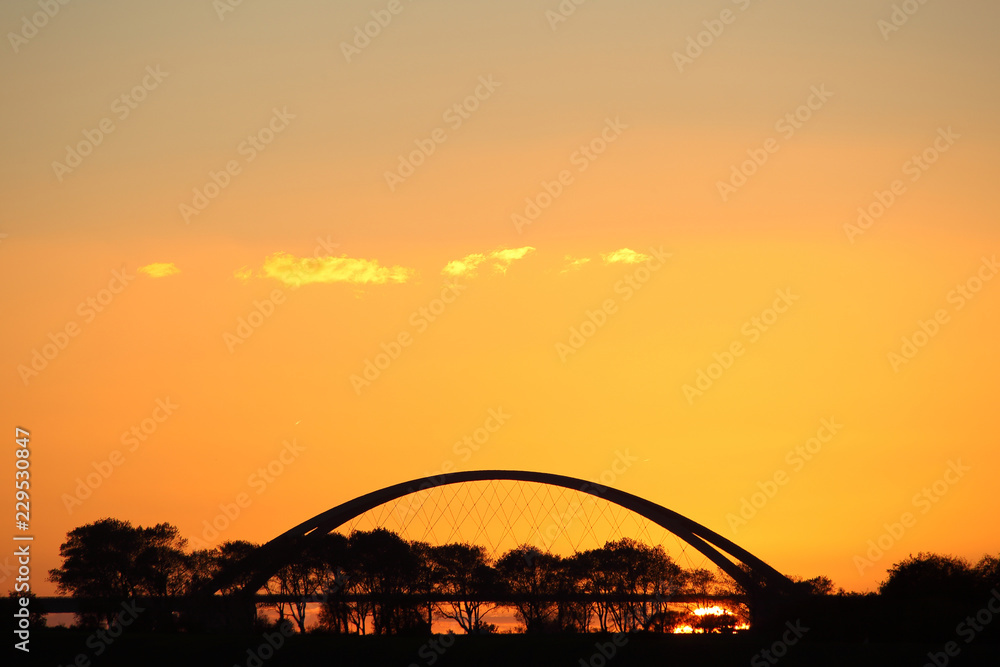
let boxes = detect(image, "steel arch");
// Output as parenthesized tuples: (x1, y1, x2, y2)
(203, 470, 793, 601)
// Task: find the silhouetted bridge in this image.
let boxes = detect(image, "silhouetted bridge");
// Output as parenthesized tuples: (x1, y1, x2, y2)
(48, 470, 799, 628)
(203, 470, 794, 597)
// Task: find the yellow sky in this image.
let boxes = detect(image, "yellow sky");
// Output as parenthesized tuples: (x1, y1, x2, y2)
(1, 0, 998, 595)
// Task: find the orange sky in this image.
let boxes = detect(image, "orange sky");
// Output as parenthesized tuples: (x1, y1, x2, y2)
(1, 0, 998, 596)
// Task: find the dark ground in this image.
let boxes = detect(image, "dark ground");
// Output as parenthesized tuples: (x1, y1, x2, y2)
(16, 630, 1000, 667)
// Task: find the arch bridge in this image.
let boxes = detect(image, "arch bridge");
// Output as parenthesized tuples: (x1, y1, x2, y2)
(200, 470, 795, 624)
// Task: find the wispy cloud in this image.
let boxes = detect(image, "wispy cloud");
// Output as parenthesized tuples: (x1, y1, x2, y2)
(560, 256, 591, 274)
(442, 246, 535, 278)
(138, 262, 180, 278)
(258, 252, 415, 287)
(234, 266, 254, 283)
(601, 248, 650, 265)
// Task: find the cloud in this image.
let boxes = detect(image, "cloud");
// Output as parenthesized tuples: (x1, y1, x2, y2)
(258, 252, 415, 287)
(560, 256, 591, 274)
(138, 262, 180, 278)
(442, 253, 486, 278)
(601, 248, 650, 265)
(442, 246, 535, 278)
(234, 266, 253, 283)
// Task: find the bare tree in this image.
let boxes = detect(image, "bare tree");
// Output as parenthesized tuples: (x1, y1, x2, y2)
(429, 543, 497, 633)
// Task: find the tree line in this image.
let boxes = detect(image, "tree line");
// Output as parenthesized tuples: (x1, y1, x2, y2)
(35, 518, 1000, 642)
(44, 518, 746, 634)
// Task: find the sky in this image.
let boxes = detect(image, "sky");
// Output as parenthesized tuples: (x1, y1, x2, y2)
(1, 0, 999, 598)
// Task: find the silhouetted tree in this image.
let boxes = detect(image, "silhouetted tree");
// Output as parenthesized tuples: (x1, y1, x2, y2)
(187, 540, 260, 595)
(495, 545, 561, 633)
(554, 553, 592, 631)
(877, 553, 986, 641)
(628, 541, 685, 630)
(314, 533, 352, 634)
(975, 554, 1000, 590)
(643, 608, 687, 633)
(695, 611, 738, 633)
(48, 518, 187, 628)
(789, 575, 836, 599)
(347, 529, 425, 635)
(266, 537, 331, 633)
(574, 547, 614, 632)
(429, 543, 497, 633)
(574, 539, 683, 633)
(684, 568, 718, 595)
(880, 553, 979, 599)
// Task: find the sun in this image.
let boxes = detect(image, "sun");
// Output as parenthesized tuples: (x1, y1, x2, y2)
(671, 606, 751, 634)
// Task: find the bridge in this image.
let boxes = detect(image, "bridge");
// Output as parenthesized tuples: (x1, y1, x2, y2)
(191, 470, 796, 632)
(38, 470, 797, 633)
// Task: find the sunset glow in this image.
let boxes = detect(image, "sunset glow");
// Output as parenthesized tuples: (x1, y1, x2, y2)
(2, 0, 998, 612)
